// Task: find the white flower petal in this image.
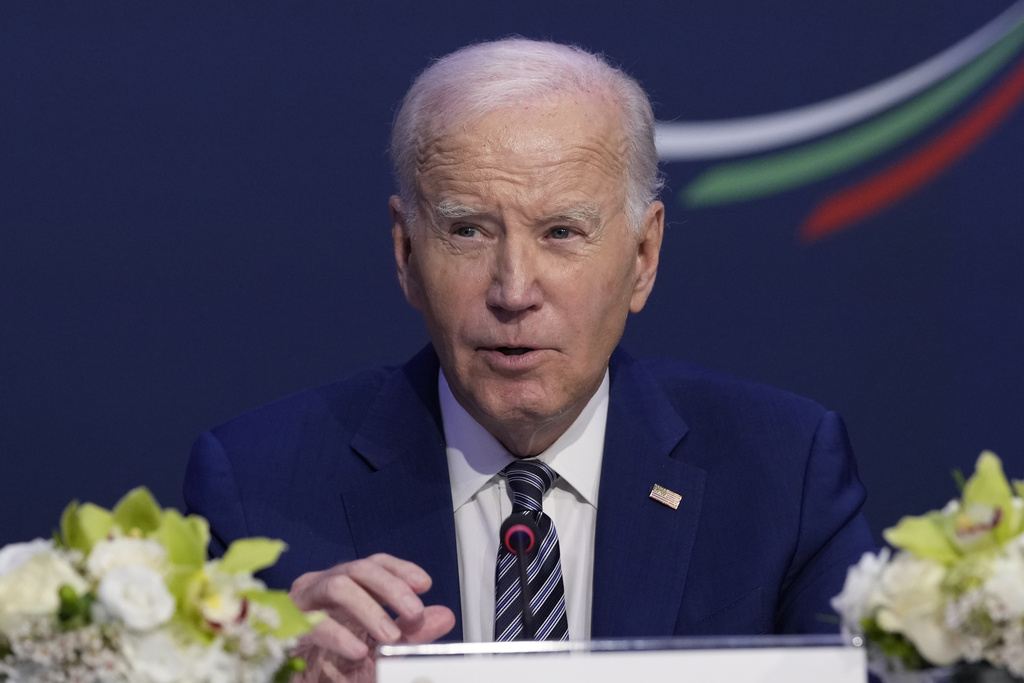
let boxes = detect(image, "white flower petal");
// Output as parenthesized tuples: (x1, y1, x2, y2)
(0, 539, 53, 577)
(98, 566, 175, 632)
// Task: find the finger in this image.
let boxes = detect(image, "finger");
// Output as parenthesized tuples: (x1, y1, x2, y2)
(300, 572, 404, 644)
(396, 605, 457, 644)
(342, 555, 428, 619)
(290, 556, 430, 645)
(292, 555, 430, 622)
(363, 553, 434, 595)
(304, 618, 371, 661)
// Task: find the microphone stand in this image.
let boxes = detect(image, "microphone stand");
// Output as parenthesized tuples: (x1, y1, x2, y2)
(501, 514, 540, 640)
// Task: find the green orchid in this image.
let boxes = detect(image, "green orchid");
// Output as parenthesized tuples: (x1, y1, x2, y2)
(172, 537, 312, 642)
(883, 452, 1024, 564)
(58, 487, 207, 555)
(57, 487, 313, 644)
(6, 487, 315, 682)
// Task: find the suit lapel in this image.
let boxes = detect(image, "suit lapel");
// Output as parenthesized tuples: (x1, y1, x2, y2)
(333, 346, 705, 642)
(591, 351, 706, 638)
(341, 346, 464, 641)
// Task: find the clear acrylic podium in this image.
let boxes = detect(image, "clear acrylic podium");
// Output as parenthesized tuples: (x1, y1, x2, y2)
(378, 634, 866, 682)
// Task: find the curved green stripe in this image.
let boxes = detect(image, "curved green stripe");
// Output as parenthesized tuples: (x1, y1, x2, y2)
(683, 19, 1024, 207)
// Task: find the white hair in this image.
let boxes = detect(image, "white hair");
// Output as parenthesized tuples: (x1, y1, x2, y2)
(389, 38, 664, 233)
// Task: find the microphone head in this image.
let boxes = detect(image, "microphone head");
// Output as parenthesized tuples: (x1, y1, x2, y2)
(500, 514, 540, 554)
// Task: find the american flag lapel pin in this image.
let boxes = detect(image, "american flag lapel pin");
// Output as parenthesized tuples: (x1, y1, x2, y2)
(649, 484, 682, 510)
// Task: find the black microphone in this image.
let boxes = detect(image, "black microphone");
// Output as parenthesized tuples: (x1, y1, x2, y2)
(500, 513, 541, 640)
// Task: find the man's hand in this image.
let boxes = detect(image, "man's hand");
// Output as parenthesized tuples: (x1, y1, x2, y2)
(288, 553, 456, 683)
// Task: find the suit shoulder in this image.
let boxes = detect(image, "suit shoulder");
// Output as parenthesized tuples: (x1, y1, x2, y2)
(206, 363, 399, 450)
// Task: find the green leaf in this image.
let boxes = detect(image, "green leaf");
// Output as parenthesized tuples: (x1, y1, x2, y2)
(61, 501, 114, 553)
(164, 565, 201, 609)
(60, 501, 80, 550)
(185, 514, 211, 552)
(112, 487, 163, 536)
(221, 538, 286, 575)
(1010, 479, 1024, 538)
(153, 509, 206, 569)
(882, 512, 960, 564)
(173, 611, 216, 646)
(244, 590, 314, 639)
(171, 566, 212, 628)
(962, 452, 1015, 544)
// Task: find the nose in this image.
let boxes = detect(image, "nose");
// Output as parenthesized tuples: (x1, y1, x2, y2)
(486, 237, 542, 314)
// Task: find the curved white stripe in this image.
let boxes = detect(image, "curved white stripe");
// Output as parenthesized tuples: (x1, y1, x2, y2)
(654, 1, 1024, 160)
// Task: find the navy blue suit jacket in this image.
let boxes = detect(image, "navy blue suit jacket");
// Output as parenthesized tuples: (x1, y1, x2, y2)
(184, 345, 874, 642)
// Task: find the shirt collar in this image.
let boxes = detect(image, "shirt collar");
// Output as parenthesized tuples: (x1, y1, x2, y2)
(441, 369, 608, 510)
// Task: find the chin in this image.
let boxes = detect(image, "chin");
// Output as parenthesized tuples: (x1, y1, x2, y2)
(469, 384, 560, 423)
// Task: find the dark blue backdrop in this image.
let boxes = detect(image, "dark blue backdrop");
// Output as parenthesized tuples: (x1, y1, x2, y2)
(2, 1, 1022, 547)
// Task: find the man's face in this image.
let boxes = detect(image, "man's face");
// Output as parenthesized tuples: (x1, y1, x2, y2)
(392, 94, 663, 456)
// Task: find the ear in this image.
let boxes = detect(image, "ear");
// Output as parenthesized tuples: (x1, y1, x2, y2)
(391, 195, 424, 311)
(629, 200, 664, 313)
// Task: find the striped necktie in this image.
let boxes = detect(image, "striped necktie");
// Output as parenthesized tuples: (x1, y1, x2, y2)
(494, 459, 570, 641)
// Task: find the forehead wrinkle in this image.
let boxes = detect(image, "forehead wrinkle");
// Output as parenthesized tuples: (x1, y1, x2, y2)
(418, 120, 627, 186)
(415, 100, 632, 224)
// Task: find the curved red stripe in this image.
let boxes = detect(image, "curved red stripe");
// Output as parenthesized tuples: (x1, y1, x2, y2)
(801, 53, 1024, 242)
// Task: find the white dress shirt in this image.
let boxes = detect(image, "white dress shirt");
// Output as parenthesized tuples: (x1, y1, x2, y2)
(440, 369, 608, 642)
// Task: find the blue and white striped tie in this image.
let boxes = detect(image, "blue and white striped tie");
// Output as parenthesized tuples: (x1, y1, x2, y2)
(494, 459, 569, 641)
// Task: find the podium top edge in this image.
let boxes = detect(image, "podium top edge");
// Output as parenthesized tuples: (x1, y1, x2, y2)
(378, 633, 859, 658)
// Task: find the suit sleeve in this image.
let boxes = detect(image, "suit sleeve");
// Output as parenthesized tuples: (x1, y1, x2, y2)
(183, 431, 250, 558)
(775, 410, 876, 633)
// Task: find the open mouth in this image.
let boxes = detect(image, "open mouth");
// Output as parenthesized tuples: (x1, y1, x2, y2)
(495, 347, 533, 356)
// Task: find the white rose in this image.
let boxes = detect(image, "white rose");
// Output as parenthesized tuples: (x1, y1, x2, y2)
(870, 552, 960, 665)
(0, 550, 89, 617)
(0, 538, 54, 577)
(983, 551, 1024, 620)
(124, 630, 187, 683)
(97, 566, 175, 631)
(87, 537, 168, 581)
(831, 548, 891, 632)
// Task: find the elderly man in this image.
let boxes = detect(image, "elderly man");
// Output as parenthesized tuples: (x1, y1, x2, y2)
(185, 38, 874, 679)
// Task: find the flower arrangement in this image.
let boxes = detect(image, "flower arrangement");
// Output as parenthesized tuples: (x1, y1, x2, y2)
(0, 488, 312, 683)
(832, 451, 1024, 680)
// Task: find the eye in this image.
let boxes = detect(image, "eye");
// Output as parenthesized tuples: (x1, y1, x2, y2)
(548, 227, 573, 240)
(453, 225, 479, 238)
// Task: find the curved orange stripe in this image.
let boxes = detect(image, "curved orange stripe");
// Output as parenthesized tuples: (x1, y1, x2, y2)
(801, 53, 1024, 242)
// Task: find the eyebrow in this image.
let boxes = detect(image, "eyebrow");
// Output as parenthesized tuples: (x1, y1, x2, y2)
(431, 199, 602, 224)
(433, 199, 480, 219)
(542, 203, 601, 224)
